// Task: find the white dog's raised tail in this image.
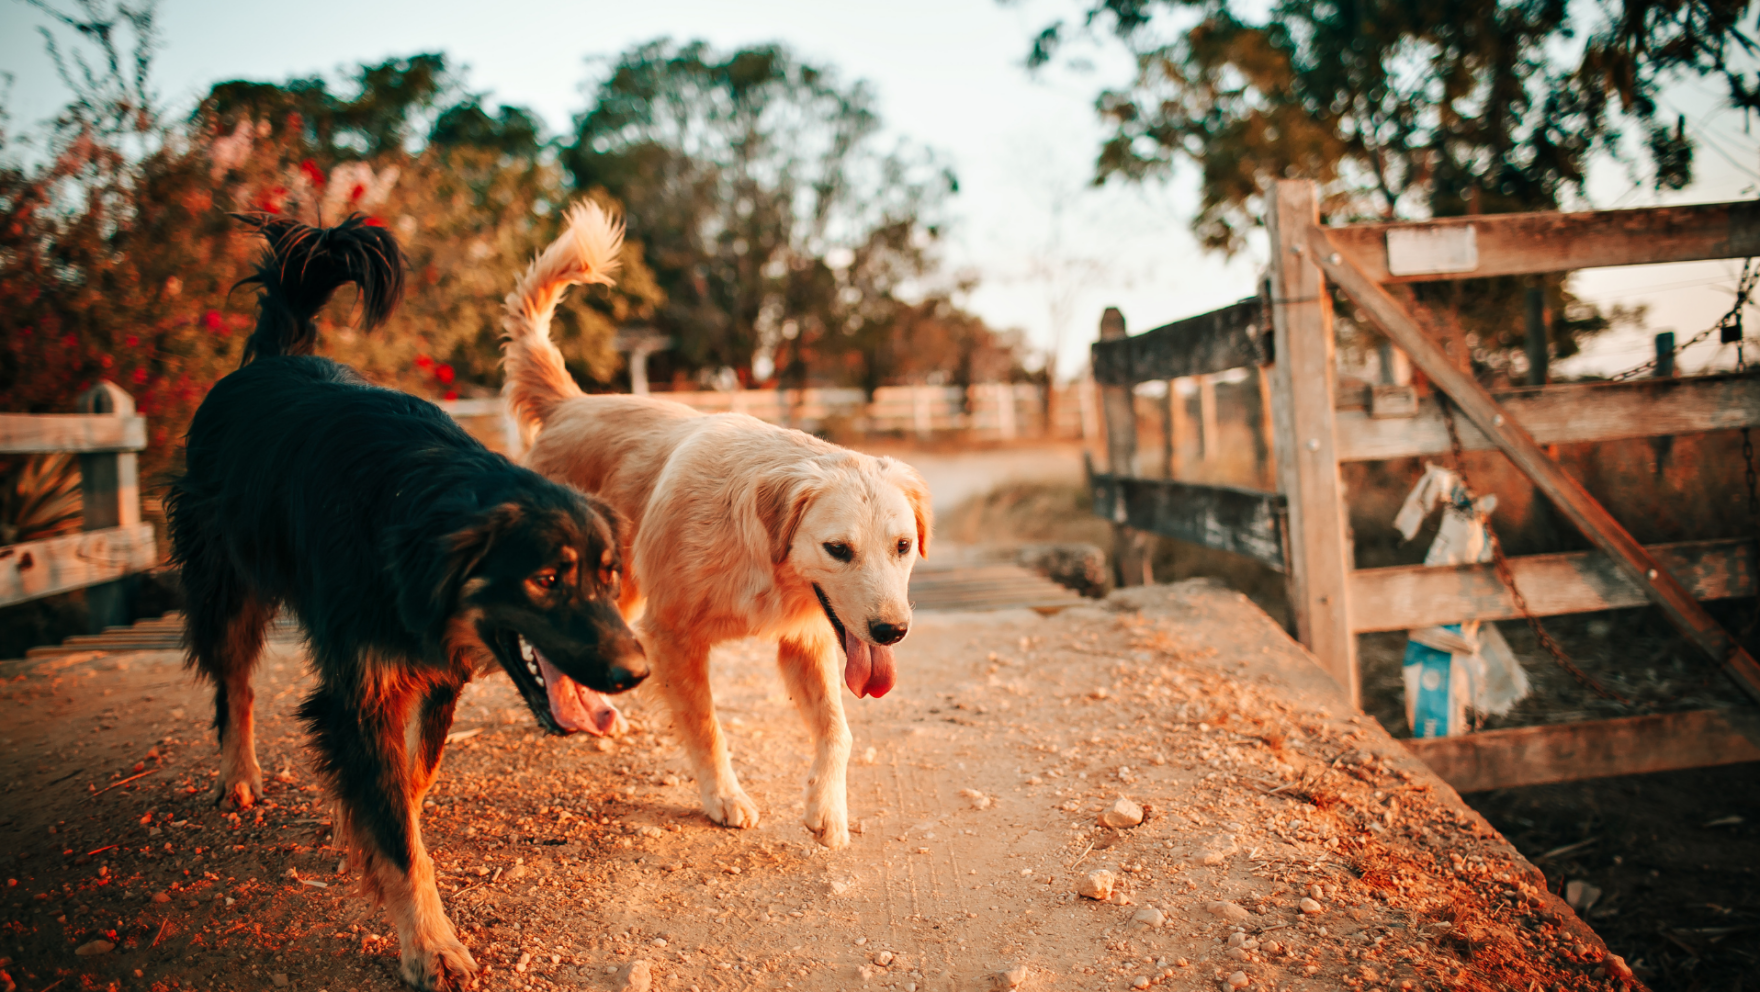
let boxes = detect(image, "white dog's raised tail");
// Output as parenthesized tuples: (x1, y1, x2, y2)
(501, 201, 624, 433)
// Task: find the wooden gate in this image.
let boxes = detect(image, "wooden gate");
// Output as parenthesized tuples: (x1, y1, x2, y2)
(1091, 180, 1760, 790)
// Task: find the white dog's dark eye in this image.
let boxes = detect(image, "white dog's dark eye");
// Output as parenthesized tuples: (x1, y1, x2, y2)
(896, 539, 912, 555)
(823, 542, 854, 563)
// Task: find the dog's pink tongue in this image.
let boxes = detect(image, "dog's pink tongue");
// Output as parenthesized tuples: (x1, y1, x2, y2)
(842, 628, 897, 699)
(536, 653, 623, 736)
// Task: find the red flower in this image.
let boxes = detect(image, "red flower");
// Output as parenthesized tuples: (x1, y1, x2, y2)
(414, 354, 433, 369)
(124, 334, 139, 347)
(132, 367, 148, 384)
(300, 159, 327, 188)
(435, 364, 455, 385)
(364, 215, 386, 227)
(350, 183, 366, 202)
(203, 310, 224, 332)
(62, 334, 78, 349)
(443, 390, 458, 401)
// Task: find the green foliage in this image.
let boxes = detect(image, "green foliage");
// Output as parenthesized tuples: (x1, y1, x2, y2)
(1026, 0, 1757, 378)
(563, 39, 990, 391)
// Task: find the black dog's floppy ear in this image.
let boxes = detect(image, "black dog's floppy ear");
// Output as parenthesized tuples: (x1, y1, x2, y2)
(394, 501, 524, 641)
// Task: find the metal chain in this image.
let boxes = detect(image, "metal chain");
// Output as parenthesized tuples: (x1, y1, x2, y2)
(1436, 396, 1633, 704)
(1608, 258, 1757, 381)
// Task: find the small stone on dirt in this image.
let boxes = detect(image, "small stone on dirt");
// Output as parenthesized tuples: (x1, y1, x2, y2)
(1228, 970, 1250, 988)
(151, 891, 170, 903)
(1132, 977, 1150, 989)
(1205, 900, 1251, 923)
(621, 959, 652, 992)
(270, 973, 288, 987)
(1077, 870, 1116, 900)
(1299, 897, 1324, 914)
(74, 940, 113, 956)
(874, 950, 894, 966)
(1131, 906, 1165, 929)
(994, 964, 1029, 989)
(1101, 797, 1143, 828)
(959, 788, 993, 810)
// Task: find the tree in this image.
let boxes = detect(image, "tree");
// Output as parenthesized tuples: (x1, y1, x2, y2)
(562, 39, 958, 390)
(1023, 0, 1753, 377)
(2, 12, 664, 502)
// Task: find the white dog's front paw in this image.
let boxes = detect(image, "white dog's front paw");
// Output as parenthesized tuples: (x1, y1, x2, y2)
(702, 785, 761, 829)
(804, 790, 849, 848)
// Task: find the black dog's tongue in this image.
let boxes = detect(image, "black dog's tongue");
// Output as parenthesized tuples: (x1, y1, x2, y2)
(534, 651, 622, 735)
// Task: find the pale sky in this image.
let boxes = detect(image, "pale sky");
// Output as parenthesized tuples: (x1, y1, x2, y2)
(3, 0, 1757, 380)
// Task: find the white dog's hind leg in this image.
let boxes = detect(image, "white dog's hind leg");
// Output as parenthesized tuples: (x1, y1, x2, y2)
(778, 632, 852, 848)
(648, 627, 760, 829)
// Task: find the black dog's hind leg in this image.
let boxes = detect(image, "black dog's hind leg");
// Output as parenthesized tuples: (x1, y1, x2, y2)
(304, 665, 475, 991)
(184, 575, 275, 809)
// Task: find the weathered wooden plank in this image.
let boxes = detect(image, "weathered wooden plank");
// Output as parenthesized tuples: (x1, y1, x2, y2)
(1091, 298, 1266, 385)
(1335, 373, 1760, 461)
(1089, 473, 1286, 569)
(1310, 220, 1760, 704)
(0, 413, 147, 453)
(1271, 182, 1359, 704)
(1097, 308, 1153, 586)
(0, 524, 158, 608)
(1328, 199, 1760, 283)
(1405, 709, 1760, 793)
(1351, 539, 1756, 632)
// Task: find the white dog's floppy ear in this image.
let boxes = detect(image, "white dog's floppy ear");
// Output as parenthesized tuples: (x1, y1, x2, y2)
(756, 468, 821, 565)
(879, 458, 933, 559)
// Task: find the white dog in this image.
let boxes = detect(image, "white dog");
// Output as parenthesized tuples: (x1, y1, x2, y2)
(499, 203, 931, 847)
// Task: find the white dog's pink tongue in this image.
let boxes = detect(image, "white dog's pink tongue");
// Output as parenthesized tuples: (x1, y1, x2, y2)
(843, 628, 897, 698)
(537, 652, 623, 735)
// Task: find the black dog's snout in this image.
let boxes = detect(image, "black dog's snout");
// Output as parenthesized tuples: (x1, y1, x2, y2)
(869, 620, 908, 645)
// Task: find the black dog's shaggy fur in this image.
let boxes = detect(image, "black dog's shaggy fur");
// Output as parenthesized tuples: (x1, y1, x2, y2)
(167, 214, 646, 990)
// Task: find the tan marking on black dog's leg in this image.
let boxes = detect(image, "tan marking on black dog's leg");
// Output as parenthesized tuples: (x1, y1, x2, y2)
(646, 624, 758, 828)
(778, 630, 852, 848)
(327, 674, 475, 991)
(213, 601, 272, 809)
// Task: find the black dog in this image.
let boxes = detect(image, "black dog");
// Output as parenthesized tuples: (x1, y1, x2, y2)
(167, 215, 647, 990)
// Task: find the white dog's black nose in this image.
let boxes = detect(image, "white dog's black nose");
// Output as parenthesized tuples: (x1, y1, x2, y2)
(869, 620, 908, 645)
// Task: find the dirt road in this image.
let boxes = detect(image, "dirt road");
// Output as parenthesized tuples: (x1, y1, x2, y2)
(2, 582, 1633, 992)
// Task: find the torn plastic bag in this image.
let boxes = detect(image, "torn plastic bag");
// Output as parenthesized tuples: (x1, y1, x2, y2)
(1395, 464, 1532, 737)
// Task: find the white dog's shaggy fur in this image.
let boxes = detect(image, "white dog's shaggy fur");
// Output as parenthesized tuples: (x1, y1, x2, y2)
(500, 202, 932, 846)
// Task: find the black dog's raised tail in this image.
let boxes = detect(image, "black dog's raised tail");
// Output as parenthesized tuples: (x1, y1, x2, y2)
(233, 213, 406, 365)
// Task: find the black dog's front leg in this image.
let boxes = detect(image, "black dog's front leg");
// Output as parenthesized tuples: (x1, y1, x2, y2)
(302, 671, 476, 991)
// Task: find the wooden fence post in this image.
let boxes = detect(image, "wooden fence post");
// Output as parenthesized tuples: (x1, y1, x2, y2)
(1099, 307, 1152, 586)
(77, 381, 140, 633)
(1161, 382, 1179, 478)
(1197, 374, 1219, 462)
(1267, 181, 1358, 704)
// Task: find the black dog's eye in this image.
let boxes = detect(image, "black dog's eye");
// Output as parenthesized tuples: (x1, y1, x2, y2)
(896, 538, 913, 556)
(531, 571, 558, 591)
(823, 542, 854, 563)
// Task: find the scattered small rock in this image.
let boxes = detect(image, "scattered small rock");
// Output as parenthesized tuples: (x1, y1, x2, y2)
(873, 950, 894, 966)
(151, 891, 170, 903)
(959, 788, 993, 810)
(1077, 870, 1116, 900)
(1130, 906, 1165, 929)
(270, 973, 288, 987)
(1204, 900, 1251, 923)
(1198, 835, 1239, 865)
(621, 959, 652, 992)
(1299, 897, 1325, 915)
(515, 951, 532, 973)
(1100, 797, 1143, 829)
(73, 940, 113, 956)
(993, 964, 1029, 989)
(1131, 977, 1150, 989)
(1227, 970, 1250, 988)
